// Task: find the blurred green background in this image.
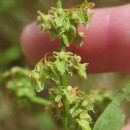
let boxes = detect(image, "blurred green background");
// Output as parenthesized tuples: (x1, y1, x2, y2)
(0, 0, 130, 130)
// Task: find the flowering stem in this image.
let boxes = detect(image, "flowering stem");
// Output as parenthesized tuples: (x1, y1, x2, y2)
(57, 0, 69, 129)
(60, 39, 69, 130)
(62, 73, 69, 130)
(57, 0, 62, 8)
(60, 39, 65, 51)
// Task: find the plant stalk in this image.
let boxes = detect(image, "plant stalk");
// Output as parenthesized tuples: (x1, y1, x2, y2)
(60, 39, 69, 130)
(57, 0, 62, 8)
(61, 73, 69, 130)
(57, 0, 69, 128)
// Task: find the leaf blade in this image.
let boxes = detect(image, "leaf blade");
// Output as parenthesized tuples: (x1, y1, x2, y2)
(93, 83, 130, 130)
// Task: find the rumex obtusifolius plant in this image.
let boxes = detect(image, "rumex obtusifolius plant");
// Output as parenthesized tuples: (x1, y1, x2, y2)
(30, 1, 95, 130)
(29, 0, 130, 130)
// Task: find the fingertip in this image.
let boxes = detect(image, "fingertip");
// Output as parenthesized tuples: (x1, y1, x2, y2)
(21, 22, 38, 63)
(21, 4, 130, 73)
(21, 22, 59, 64)
(122, 124, 130, 130)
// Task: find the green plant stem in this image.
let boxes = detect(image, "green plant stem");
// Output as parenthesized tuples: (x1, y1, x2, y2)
(61, 73, 69, 130)
(60, 40, 69, 130)
(29, 97, 51, 106)
(57, 0, 62, 8)
(57, 0, 69, 128)
(60, 40, 65, 51)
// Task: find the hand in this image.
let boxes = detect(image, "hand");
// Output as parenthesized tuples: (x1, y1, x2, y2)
(21, 4, 130, 129)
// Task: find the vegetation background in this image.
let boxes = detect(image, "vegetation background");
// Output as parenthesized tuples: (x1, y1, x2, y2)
(0, 0, 130, 130)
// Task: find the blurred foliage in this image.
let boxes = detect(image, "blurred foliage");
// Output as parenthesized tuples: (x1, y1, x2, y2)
(0, 66, 56, 130)
(2, 67, 51, 107)
(0, 0, 130, 130)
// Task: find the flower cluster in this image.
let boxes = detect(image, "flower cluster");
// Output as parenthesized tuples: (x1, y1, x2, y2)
(49, 84, 94, 130)
(37, 0, 94, 47)
(30, 51, 87, 92)
(30, 1, 95, 130)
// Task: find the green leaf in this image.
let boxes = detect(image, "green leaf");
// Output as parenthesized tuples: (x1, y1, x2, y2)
(74, 32, 84, 46)
(70, 103, 82, 117)
(79, 7, 86, 24)
(93, 83, 130, 130)
(54, 12, 64, 27)
(69, 24, 76, 33)
(30, 97, 51, 106)
(76, 117, 91, 130)
(76, 112, 92, 130)
(77, 63, 87, 79)
(54, 59, 65, 73)
(72, 109, 83, 117)
(35, 79, 44, 92)
(61, 34, 70, 47)
(30, 71, 44, 92)
(63, 89, 75, 104)
(37, 10, 47, 23)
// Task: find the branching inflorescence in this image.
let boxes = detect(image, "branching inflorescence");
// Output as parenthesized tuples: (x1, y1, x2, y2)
(30, 0, 95, 130)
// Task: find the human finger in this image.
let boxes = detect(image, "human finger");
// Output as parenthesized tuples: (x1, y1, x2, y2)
(21, 4, 130, 73)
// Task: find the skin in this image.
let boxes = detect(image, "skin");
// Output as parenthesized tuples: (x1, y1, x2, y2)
(21, 4, 130, 129)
